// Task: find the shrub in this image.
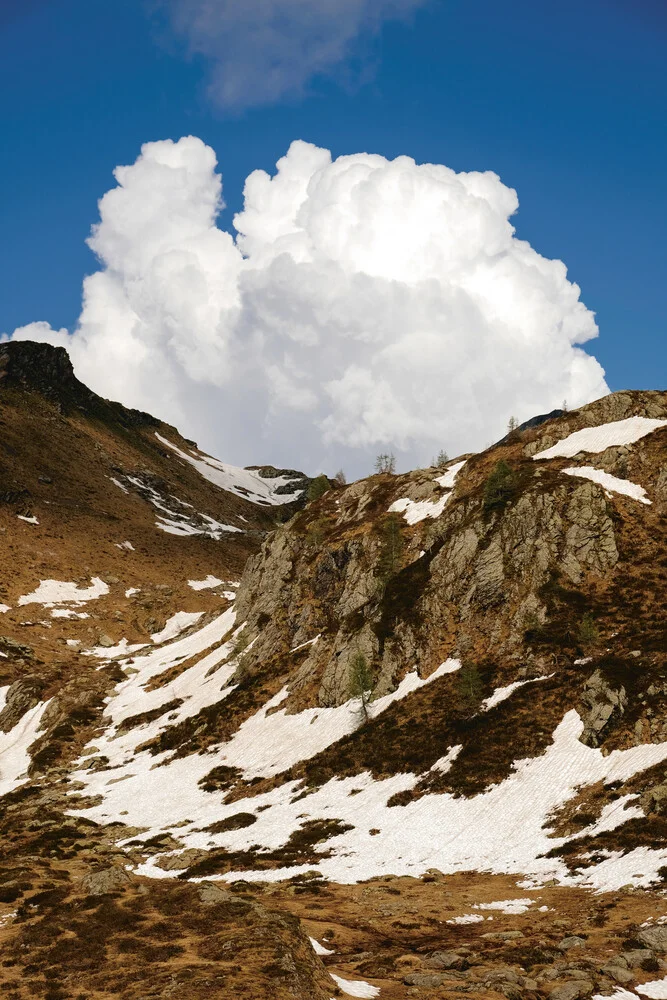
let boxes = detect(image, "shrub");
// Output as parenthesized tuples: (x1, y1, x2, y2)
(306, 516, 327, 547)
(307, 474, 329, 502)
(377, 513, 404, 583)
(374, 452, 396, 474)
(483, 459, 516, 511)
(457, 663, 484, 711)
(578, 613, 599, 648)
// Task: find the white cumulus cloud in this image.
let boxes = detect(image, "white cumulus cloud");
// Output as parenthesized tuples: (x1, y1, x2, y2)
(157, 0, 427, 111)
(6, 136, 608, 476)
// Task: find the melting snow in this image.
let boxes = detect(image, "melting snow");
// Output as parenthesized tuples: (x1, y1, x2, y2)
(482, 675, 552, 711)
(18, 577, 109, 606)
(533, 417, 667, 460)
(430, 745, 462, 773)
(151, 612, 204, 644)
(155, 433, 304, 505)
(330, 974, 380, 998)
(390, 460, 465, 524)
(434, 460, 466, 489)
(637, 979, 667, 998)
(0, 700, 51, 798)
(109, 476, 130, 494)
(156, 512, 242, 538)
(125, 588, 140, 598)
(65, 615, 667, 894)
(84, 639, 148, 659)
(474, 898, 535, 914)
(0, 605, 10, 614)
(116, 540, 135, 551)
(389, 494, 450, 525)
(447, 913, 484, 924)
(17, 515, 39, 525)
(50, 609, 89, 619)
(188, 576, 224, 591)
(562, 467, 651, 505)
(310, 936, 335, 956)
(290, 635, 321, 652)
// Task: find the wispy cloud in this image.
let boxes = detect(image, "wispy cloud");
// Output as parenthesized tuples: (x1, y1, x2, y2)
(155, 0, 428, 111)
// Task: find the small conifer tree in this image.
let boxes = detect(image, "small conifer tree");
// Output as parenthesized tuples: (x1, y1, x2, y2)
(457, 663, 483, 711)
(307, 474, 329, 502)
(374, 452, 396, 474)
(349, 651, 373, 724)
(483, 460, 516, 510)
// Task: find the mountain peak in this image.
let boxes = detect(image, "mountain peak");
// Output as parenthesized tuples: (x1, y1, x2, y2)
(0, 340, 157, 427)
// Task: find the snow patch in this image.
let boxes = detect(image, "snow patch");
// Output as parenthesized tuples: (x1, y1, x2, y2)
(534, 417, 667, 460)
(388, 493, 450, 525)
(188, 576, 224, 591)
(637, 977, 667, 998)
(0, 700, 51, 798)
(18, 578, 109, 606)
(310, 936, 335, 956)
(474, 898, 535, 915)
(482, 675, 552, 711)
(151, 612, 204, 644)
(447, 913, 485, 924)
(290, 635, 321, 653)
(434, 460, 466, 489)
(155, 433, 304, 505)
(330, 973, 380, 998)
(562, 467, 651, 505)
(17, 515, 39, 525)
(0, 605, 10, 614)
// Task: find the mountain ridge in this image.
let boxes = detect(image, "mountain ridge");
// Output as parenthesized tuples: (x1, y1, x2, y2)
(0, 346, 666, 1000)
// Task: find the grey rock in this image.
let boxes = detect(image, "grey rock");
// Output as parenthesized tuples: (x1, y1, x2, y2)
(80, 866, 131, 895)
(638, 927, 667, 953)
(0, 674, 44, 733)
(549, 980, 593, 1000)
(424, 950, 468, 970)
(404, 972, 447, 987)
(197, 881, 234, 906)
(601, 965, 633, 984)
(559, 937, 587, 951)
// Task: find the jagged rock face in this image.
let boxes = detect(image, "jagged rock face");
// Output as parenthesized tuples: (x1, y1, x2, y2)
(235, 391, 666, 713)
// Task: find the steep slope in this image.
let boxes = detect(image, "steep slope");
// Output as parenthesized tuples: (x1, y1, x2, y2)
(0, 355, 666, 1000)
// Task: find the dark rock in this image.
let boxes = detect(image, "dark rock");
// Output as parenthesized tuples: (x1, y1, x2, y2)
(0, 674, 44, 732)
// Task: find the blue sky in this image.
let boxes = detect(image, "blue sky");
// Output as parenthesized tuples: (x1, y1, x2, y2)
(1, 0, 665, 416)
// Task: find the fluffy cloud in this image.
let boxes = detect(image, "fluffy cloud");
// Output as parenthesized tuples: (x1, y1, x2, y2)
(157, 0, 427, 110)
(7, 136, 608, 476)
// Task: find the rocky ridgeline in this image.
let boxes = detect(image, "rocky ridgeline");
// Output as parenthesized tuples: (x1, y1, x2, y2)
(233, 391, 666, 734)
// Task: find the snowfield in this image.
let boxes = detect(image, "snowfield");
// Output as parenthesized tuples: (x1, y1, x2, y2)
(155, 432, 304, 505)
(533, 417, 667, 460)
(18, 577, 109, 606)
(48, 614, 667, 894)
(562, 466, 652, 504)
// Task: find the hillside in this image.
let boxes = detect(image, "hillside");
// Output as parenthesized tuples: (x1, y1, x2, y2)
(0, 344, 666, 1000)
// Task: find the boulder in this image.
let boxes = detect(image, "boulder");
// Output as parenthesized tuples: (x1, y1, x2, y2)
(638, 927, 667, 953)
(549, 980, 593, 1000)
